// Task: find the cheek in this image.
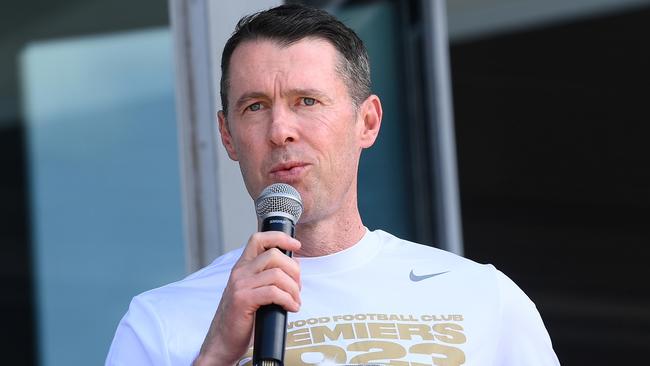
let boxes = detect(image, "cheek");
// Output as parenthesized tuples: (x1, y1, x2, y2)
(236, 142, 262, 175)
(308, 107, 343, 128)
(233, 122, 264, 156)
(232, 128, 266, 174)
(321, 127, 360, 177)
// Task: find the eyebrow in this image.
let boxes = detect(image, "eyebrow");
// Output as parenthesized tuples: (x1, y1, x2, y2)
(234, 88, 332, 111)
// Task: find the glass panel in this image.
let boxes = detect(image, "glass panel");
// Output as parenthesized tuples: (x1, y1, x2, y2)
(21, 29, 185, 366)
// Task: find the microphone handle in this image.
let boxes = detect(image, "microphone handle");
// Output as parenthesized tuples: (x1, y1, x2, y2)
(253, 216, 295, 366)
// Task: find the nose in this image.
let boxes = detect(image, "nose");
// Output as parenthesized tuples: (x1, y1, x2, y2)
(268, 104, 298, 146)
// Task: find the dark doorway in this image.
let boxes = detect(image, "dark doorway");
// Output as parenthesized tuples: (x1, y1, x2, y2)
(452, 6, 650, 365)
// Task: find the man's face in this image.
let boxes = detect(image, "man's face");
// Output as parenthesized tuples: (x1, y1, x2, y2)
(219, 38, 380, 224)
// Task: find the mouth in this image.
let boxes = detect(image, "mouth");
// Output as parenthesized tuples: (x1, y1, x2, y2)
(269, 162, 310, 182)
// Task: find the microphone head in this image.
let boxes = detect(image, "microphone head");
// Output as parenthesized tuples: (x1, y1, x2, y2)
(255, 183, 303, 223)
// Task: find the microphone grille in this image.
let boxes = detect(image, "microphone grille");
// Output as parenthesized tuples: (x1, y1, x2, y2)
(255, 183, 303, 223)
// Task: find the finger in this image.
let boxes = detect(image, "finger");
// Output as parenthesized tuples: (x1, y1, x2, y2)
(249, 285, 301, 312)
(229, 254, 302, 297)
(251, 248, 301, 286)
(227, 249, 302, 304)
(226, 281, 299, 313)
(245, 267, 301, 306)
(293, 257, 302, 289)
(231, 247, 301, 285)
(241, 232, 301, 260)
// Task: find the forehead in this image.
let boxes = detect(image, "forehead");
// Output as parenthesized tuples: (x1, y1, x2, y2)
(227, 38, 346, 96)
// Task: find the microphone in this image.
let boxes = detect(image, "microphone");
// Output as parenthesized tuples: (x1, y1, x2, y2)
(253, 183, 303, 366)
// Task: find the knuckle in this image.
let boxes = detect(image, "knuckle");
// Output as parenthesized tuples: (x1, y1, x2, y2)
(289, 260, 300, 273)
(249, 232, 263, 243)
(267, 248, 279, 259)
(270, 267, 285, 280)
(268, 285, 282, 298)
(269, 248, 285, 259)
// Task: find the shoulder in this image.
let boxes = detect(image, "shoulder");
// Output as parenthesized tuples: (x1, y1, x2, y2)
(107, 247, 245, 364)
(134, 246, 243, 308)
(370, 230, 558, 364)
(370, 229, 531, 304)
(117, 246, 244, 336)
(371, 229, 492, 272)
(491, 271, 559, 364)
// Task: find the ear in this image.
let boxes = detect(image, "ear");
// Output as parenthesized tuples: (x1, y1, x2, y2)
(218, 110, 239, 161)
(358, 94, 382, 149)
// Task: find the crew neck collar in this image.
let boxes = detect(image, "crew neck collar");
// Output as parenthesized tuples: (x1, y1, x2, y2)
(296, 228, 380, 277)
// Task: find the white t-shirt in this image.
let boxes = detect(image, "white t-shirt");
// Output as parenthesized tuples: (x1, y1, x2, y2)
(106, 229, 559, 365)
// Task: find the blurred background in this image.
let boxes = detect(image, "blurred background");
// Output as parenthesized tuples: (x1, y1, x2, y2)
(1, 0, 649, 365)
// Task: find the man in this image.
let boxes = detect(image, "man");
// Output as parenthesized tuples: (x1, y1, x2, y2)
(107, 5, 559, 365)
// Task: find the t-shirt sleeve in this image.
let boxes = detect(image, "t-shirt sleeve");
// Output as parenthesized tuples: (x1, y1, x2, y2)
(105, 296, 170, 366)
(493, 269, 560, 365)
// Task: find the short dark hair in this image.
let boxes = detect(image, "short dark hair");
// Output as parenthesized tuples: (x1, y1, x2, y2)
(220, 4, 371, 116)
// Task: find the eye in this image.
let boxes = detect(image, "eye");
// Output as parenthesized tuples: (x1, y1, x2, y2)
(301, 97, 317, 106)
(247, 102, 263, 112)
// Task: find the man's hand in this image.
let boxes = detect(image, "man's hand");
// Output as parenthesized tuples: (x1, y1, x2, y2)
(193, 231, 302, 366)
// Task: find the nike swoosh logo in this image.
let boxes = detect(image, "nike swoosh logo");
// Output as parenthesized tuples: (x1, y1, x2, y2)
(409, 270, 450, 282)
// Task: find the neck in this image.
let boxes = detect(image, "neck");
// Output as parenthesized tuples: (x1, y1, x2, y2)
(293, 194, 365, 257)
